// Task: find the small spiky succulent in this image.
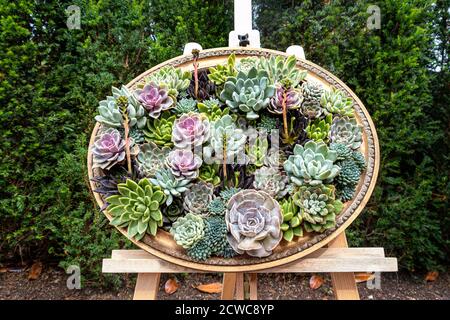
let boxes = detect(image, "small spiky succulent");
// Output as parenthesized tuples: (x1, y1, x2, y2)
(329, 116, 363, 150)
(219, 187, 241, 203)
(92, 128, 126, 170)
(183, 181, 214, 215)
(170, 212, 205, 249)
(173, 98, 198, 114)
(335, 160, 361, 186)
(258, 114, 279, 133)
(330, 142, 353, 161)
(144, 114, 176, 147)
(107, 178, 167, 240)
(187, 216, 229, 260)
(336, 184, 356, 202)
(197, 99, 230, 121)
(207, 197, 226, 216)
(305, 113, 333, 142)
(149, 169, 191, 205)
(300, 82, 324, 118)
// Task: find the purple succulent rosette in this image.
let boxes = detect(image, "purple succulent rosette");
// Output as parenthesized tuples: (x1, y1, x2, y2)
(171, 112, 210, 149)
(268, 85, 303, 114)
(92, 128, 126, 170)
(135, 82, 173, 118)
(166, 149, 202, 180)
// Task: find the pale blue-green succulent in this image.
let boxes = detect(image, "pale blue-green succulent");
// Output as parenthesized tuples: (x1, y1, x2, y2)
(257, 55, 307, 87)
(169, 212, 205, 249)
(329, 116, 363, 150)
(144, 66, 191, 97)
(149, 169, 191, 205)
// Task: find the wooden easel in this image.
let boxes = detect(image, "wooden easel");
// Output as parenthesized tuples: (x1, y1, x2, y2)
(102, 233, 397, 300)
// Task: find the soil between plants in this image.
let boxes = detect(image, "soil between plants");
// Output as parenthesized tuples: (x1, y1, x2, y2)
(0, 265, 448, 300)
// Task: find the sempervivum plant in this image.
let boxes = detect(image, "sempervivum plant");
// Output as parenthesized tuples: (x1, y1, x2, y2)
(144, 114, 176, 147)
(166, 149, 202, 180)
(225, 189, 283, 257)
(134, 82, 173, 118)
(95, 86, 147, 129)
(171, 112, 210, 149)
(283, 141, 340, 186)
(150, 169, 191, 205)
(300, 81, 324, 118)
(92, 128, 126, 170)
(106, 178, 167, 240)
(306, 114, 333, 142)
(173, 98, 198, 115)
(253, 166, 290, 199)
(219, 67, 276, 120)
(144, 66, 191, 97)
(170, 212, 205, 249)
(321, 88, 354, 118)
(329, 116, 363, 150)
(183, 181, 214, 215)
(187, 216, 229, 260)
(162, 198, 184, 224)
(280, 198, 303, 241)
(135, 142, 170, 177)
(293, 185, 343, 233)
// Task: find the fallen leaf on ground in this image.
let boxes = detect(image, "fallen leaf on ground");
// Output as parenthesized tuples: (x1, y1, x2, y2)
(425, 271, 439, 282)
(164, 278, 178, 295)
(0, 267, 7, 273)
(195, 282, 222, 294)
(355, 272, 376, 283)
(309, 275, 324, 290)
(28, 262, 43, 280)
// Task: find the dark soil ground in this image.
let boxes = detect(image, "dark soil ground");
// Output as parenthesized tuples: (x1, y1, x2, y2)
(0, 265, 448, 300)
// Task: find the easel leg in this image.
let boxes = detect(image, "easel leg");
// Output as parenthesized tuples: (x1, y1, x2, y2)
(221, 273, 237, 299)
(235, 273, 244, 300)
(328, 233, 360, 300)
(249, 273, 258, 300)
(133, 273, 161, 300)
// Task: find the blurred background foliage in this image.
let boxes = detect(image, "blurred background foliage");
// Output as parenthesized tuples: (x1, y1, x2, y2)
(0, 0, 448, 286)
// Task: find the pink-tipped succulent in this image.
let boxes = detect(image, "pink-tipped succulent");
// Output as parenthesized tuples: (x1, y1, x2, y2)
(268, 86, 303, 115)
(92, 128, 126, 170)
(135, 82, 173, 118)
(171, 112, 210, 149)
(166, 149, 202, 180)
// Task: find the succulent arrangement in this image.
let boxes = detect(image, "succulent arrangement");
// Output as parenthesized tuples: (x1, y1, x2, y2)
(91, 53, 366, 261)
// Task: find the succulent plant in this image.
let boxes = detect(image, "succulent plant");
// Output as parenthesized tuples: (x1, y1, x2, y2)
(351, 151, 366, 172)
(170, 212, 205, 249)
(219, 187, 241, 203)
(166, 149, 202, 180)
(208, 53, 237, 86)
(183, 181, 214, 215)
(144, 66, 191, 97)
(173, 98, 198, 114)
(329, 116, 363, 150)
(330, 142, 353, 161)
(197, 99, 231, 121)
(258, 114, 279, 133)
(162, 197, 184, 224)
(268, 85, 303, 115)
(283, 140, 340, 186)
(144, 113, 176, 147)
(150, 169, 191, 205)
(92, 128, 126, 170)
(336, 184, 356, 202)
(264, 150, 287, 170)
(280, 198, 303, 241)
(293, 184, 343, 233)
(95, 86, 147, 129)
(225, 189, 283, 257)
(129, 127, 145, 145)
(203, 115, 247, 164)
(280, 113, 308, 146)
(135, 142, 170, 177)
(305, 113, 333, 142)
(258, 55, 307, 87)
(187, 69, 216, 100)
(199, 163, 221, 186)
(253, 166, 290, 199)
(107, 178, 167, 240)
(335, 159, 361, 186)
(187, 216, 229, 260)
(134, 83, 173, 118)
(207, 197, 226, 216)
(246, 135, 269, 167)
(300, 82, 324, 118)
(171, 112, 210, 149)
(90, 167, 133, 206)
(236, 57, 260, 74)
(321, 88, 354, 118)
(219, 67, 276, 120)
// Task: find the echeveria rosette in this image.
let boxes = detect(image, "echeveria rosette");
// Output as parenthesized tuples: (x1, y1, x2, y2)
(268, 85, 303, 115)
(219, 67, 276, 120)
(95, 86, 147, 129)
(106, 179, 167, 240)
(225, 189, 283, 258)
(170, 212, 205, 249)
(171, 112, 210, 149)
(92, 128, 126, 170)
(150, 169, 191, 205)
(183, 181, 214, 215)
(166, 149, 202, 180)
(144, 66, 191, 97)
(135, 82, 173, 118)
(293, 185, 343, 233)
(257, 55, 307, 87)
(253, 166, 290, 199)
(135, 142, 170, 178)
(329, 116, 363, 150)
(144, 114, 175, 147)
(283, 140, 340, 186)
(321, 88, 354, 118)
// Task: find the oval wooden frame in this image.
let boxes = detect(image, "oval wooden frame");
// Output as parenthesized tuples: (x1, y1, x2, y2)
(88, 47, 380, 272)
